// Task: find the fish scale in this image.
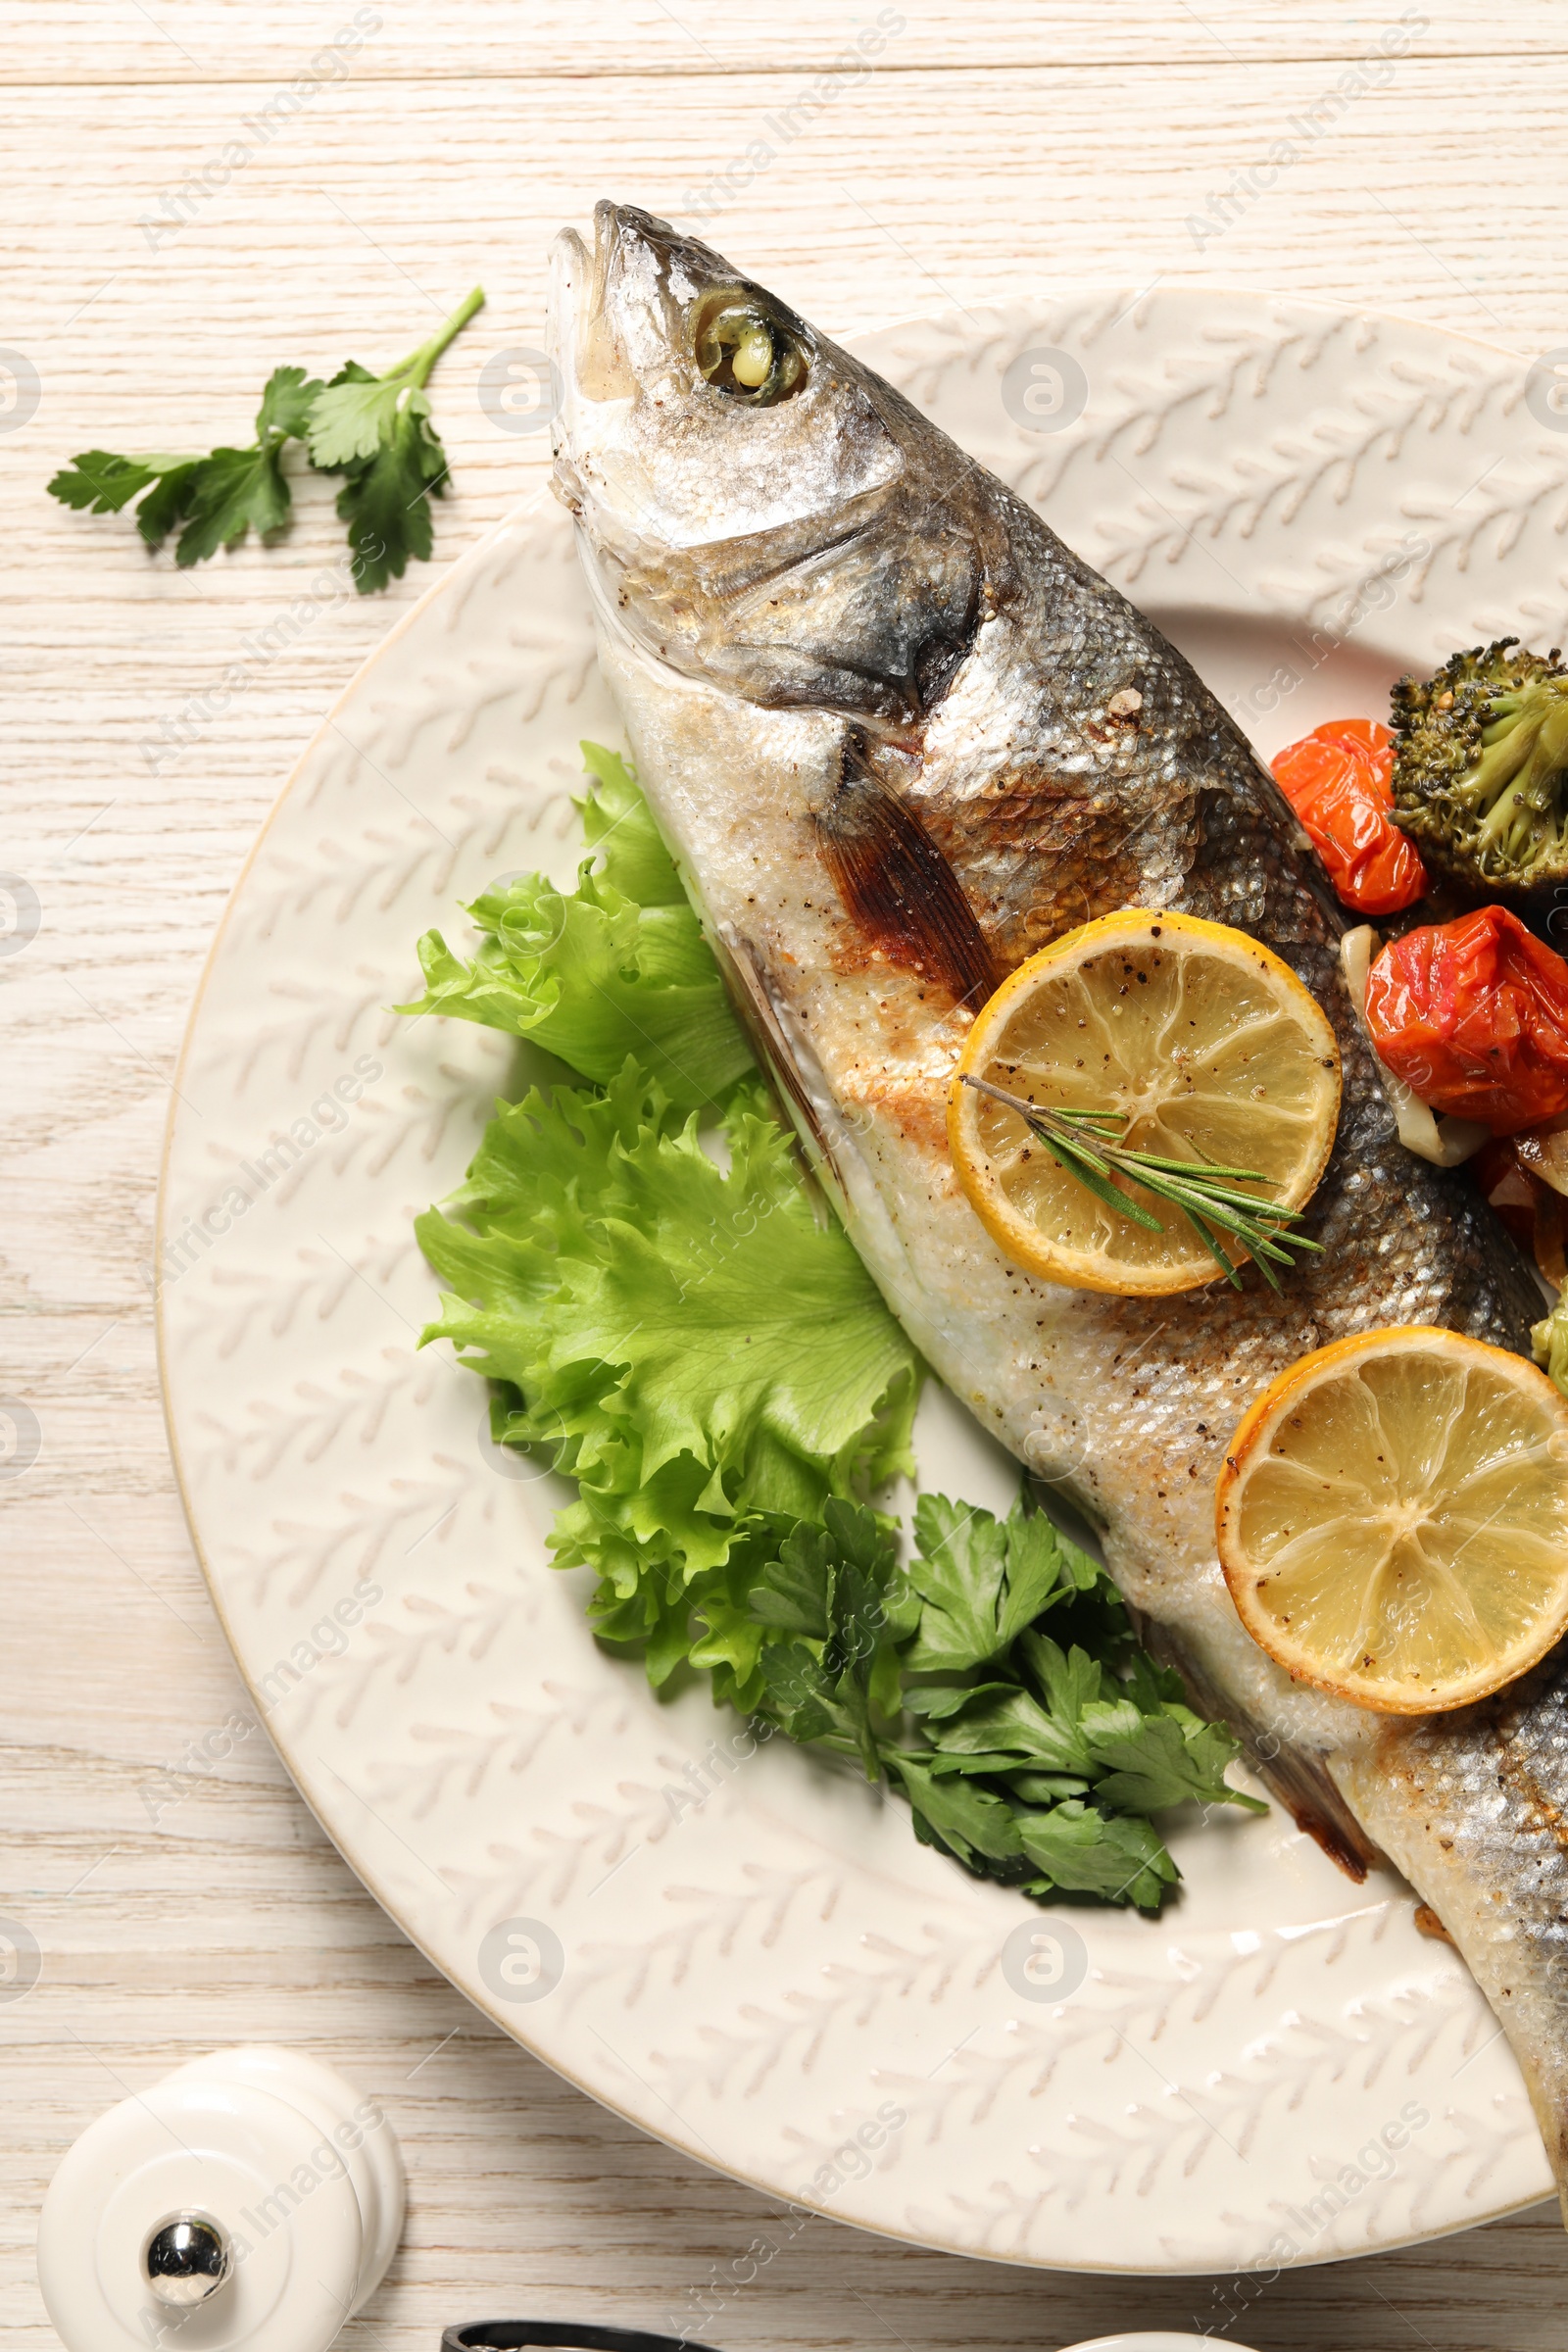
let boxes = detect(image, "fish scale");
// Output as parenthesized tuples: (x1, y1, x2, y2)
(550, 199, 1568, 2222)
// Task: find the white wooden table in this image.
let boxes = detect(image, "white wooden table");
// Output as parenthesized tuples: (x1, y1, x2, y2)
(8, 6, 1568, 2343)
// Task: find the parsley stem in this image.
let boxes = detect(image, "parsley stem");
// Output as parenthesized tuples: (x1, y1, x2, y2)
(400, 284, 487, 391)
(959, 1072, 1320, 1291)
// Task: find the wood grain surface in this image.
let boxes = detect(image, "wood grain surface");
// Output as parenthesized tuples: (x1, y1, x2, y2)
(7, 4, 1568, 2345)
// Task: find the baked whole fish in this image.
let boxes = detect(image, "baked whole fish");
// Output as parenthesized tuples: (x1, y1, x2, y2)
(549, 202, 1568, 2217)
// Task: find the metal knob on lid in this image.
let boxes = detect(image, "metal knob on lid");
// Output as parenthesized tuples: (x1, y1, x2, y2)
(143, 2208, 234, 2305)
(36, 2044, 404, 2352)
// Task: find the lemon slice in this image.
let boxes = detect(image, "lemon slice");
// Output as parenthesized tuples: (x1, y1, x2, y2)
(1216, 1327, 1568, 1713)
(947, 909, 1341, 1295)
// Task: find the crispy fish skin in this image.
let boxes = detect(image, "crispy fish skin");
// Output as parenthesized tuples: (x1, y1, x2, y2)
(550, 203, 1568, 2212)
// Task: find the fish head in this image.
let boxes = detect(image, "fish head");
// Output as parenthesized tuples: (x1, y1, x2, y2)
(549, 201, 897, 547)
(549, 202, 984, 727)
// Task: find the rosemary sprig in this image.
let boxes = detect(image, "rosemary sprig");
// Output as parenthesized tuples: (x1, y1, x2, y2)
(960, 1074, 1321, 1291)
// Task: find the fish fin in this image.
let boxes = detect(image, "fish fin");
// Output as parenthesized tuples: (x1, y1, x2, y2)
(711, 921, 843, 1190)
(813, 742, 998, 1009)
(1138, 1613, 1379, 1881)
(1252, 1747, 1376, 1882)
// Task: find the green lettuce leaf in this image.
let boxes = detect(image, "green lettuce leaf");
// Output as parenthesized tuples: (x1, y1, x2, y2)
(400, 746, 752, 1111)
(578, 740, 690, 906)
(416, 1061, 920, 1705)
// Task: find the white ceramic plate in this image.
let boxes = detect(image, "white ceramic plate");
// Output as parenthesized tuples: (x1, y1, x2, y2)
(160, 288, 1568, 2274)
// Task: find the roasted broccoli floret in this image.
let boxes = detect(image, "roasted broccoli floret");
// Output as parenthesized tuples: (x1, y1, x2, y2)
(1392, 639, 1568, 907)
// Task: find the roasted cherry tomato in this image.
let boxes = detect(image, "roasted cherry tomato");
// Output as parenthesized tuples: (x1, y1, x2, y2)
(1364, 905, 1568, 1133)
(1271, 718, 1428, 915)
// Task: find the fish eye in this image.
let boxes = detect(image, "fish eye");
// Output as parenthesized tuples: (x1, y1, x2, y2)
(693, 292, 808, 406)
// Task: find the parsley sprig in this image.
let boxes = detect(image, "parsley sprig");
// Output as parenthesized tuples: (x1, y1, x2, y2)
(47, 285, 484, 593)
(961, 1073, 1320, 1290)
(745, 1492, 1264, 1913)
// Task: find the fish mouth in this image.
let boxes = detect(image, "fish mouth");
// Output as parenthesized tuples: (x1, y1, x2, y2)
(549, 199, 687, 420)
(549, 207, 611, 437)
(548, 202, 664, 524)
(547, 221, 593, 375)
